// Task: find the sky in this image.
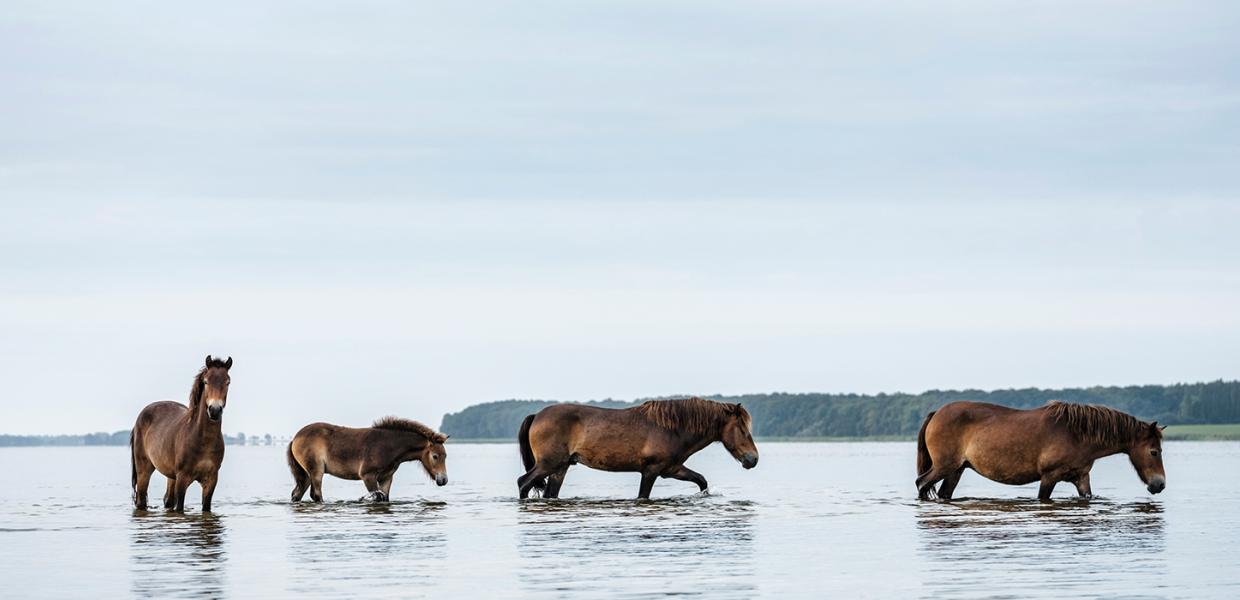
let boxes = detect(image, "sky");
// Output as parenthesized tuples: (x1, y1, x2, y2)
(2, 1, 1238, 435)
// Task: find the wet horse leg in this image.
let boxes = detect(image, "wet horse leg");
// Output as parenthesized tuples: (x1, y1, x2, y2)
(1074, 472, 1092, 498)
(544, 467, 569, 499)
(201, 473, 218, 513)
(308, 463, 325, 502)
(637, 471, 658, 500)
(173, 474, 193, 512)
(362, 473, 386, 502)
(916, 464, 956, 500)
(133, 465, 154, 510)
(518, 464, 555, 499)
(936, 466, 966, 501)
(379, 473, 394, 500)
(1038, 477, 1059, 502)
(664, 466, 708, 492)
(162, 478, 177, 509)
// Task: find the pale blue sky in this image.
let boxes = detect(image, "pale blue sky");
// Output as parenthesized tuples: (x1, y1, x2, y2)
(2, 2, 1238, 434)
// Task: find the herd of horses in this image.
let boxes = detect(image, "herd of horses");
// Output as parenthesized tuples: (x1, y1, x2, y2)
(130, 356, 1168, 511)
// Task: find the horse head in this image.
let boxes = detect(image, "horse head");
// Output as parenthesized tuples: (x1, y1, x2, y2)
(419, 432, 450, 486)
(721, 403, 759, 469)
(200, 355, 232, 422)
(1128, 421, 1166, 494)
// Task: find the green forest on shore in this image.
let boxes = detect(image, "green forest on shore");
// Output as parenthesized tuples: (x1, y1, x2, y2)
(439, 380, 1240, 441)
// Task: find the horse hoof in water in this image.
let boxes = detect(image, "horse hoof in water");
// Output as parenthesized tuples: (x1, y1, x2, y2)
(363, 491, 388, 503)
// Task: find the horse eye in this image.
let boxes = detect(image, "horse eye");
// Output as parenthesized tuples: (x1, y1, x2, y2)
(1150, 449, 1160, 457)
(432, 454, 439, 461)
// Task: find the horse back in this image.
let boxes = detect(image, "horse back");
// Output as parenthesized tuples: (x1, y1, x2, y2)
(290, 422, 372, 479)
(927, 401, 1062, 484)
(529, 404, 674, 472)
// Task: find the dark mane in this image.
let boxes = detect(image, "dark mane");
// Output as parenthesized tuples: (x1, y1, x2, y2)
(632, 397, 747, 437)
(372, 416, 442, 441)
(188, 367, 207, 413)
(1046, 401, 1154, 447)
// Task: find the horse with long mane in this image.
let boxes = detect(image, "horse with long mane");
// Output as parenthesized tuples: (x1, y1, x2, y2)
(287, 417, 449, 502)
(130, 355, 233, 512)
(916, 400, 1166, 502)
(517, 397, 759, 499)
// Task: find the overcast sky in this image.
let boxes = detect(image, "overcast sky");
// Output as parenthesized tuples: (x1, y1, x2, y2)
(2, 1, 1238, 435)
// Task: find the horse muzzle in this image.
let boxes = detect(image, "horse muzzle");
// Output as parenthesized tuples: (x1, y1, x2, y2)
(206, 405, 224, 422)
(741, 453, 758, 470)
(435, 473, 448, 486)
(1147, 475, 1166, 494)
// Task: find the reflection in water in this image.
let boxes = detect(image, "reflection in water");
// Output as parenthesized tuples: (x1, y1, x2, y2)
(129, 512, 227, 599)
(517, 496, 756, 598)
(917, 499, 1168, 599)
(285, 501, 447, 595)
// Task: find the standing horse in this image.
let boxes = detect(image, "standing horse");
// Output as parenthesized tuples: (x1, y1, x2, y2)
(287, 417, 449, 502)
(517, 397, 759, 499)
(916, 400, 1166, 502)
(130, 356, 233, 512)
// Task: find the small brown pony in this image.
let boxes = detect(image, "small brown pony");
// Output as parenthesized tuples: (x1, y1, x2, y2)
(916, 400, 1166, 502)
(517, 397, 759, 499)
(288, 417, 449, 502)
(131, 355, 233, 512)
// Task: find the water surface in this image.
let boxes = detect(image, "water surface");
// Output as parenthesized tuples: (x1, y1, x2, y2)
(1, 442, 1236, 598)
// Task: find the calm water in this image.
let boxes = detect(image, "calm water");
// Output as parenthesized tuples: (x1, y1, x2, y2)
(1, 442, 1237, 598)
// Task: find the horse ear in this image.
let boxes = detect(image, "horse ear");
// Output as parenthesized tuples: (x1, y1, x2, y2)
(730, 403, 743, 415)
(205, 355, 213, 368)
(435, 433, 449, 443)
(223, 356, 233, 370)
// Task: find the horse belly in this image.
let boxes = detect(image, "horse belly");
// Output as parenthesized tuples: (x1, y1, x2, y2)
(963, 437, 1042, 485)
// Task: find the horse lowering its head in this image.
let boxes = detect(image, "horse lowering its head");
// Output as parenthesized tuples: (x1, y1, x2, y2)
(518, 397, 760, 499)
(373, 416, 451, 486)
(192, 355, 233, 422)
(287, 416, 450, 502)
(917, 400, 1167, 502)
(1047, 401, 1166, 494)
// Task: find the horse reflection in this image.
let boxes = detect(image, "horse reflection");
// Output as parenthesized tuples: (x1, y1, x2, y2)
(130, 513, 226, 599)
(916, 499, 1166, 597)
(517, 498, 757, 596)
(285, 502, 447, 595)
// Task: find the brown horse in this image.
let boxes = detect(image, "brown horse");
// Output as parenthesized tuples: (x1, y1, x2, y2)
(916, 400, 1166, 502)
(287, 417, 449, 502)
(130, 355, 233, 512)
(517, 397, 759, 500)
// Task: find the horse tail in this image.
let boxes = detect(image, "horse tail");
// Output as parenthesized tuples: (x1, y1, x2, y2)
(287, 443, 309, 487)
(518, 414, 545, 492)
(917, 410, 936, 476)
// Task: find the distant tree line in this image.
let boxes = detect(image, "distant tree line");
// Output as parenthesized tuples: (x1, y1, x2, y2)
(439, 380, 1240, 440)
(0, 431, 255, 447)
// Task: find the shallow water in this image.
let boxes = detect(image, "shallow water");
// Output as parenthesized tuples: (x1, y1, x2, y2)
(0, 442, 1237, 598)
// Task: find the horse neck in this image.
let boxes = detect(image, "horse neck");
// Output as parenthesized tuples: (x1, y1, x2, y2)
(381, 429, 429, 459)
(184, 402, 221, 439)
(1086, 436, 1135, 461)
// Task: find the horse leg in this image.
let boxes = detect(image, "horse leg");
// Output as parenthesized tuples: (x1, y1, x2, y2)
(637, 472, 658, 500)
(936, 466, 966, 501)
(518, 464, 555, 499)
(201, 474, 218, 513)
(133, 460, 155, 510)
(916, 465, 955, 501)
(379, 474, 394, 500)
(162, 478, 177, 509)
(308, 464, 325, 503)
(1038, 477, 1058, 503)
(1074, 472, 1092, 499)
(173, 474, 193, 512)
(362, 474, 386, 502)
(544, 467, 568, 499)
(664, 466, 708, 493)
